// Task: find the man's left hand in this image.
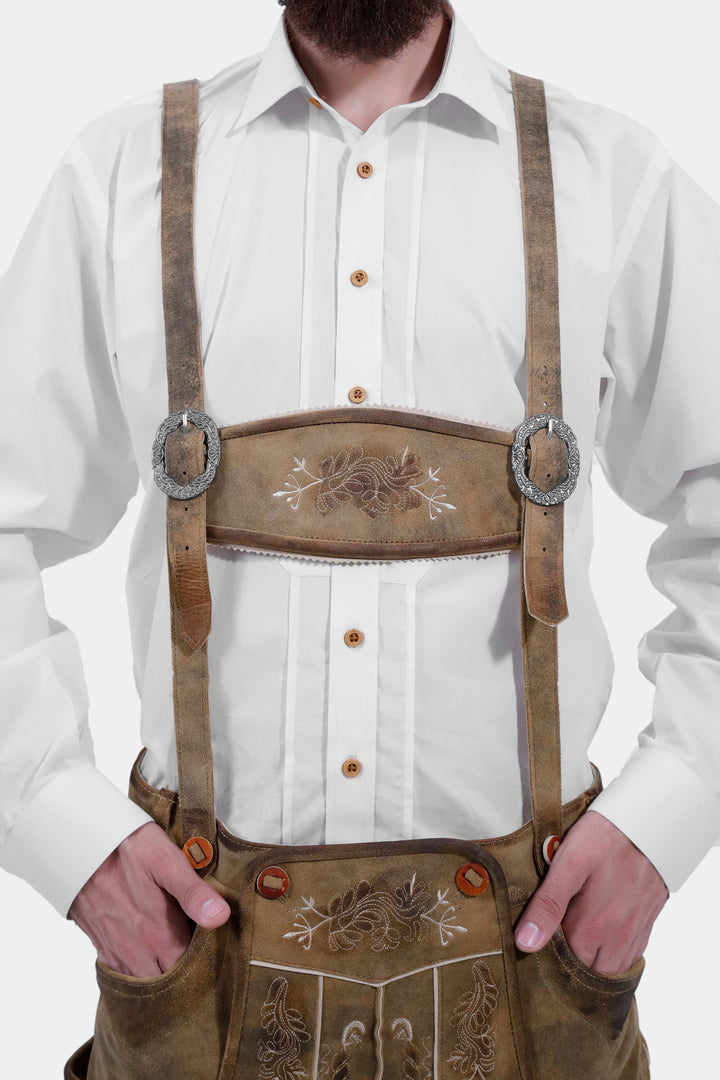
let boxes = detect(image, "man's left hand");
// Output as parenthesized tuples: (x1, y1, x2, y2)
(514, 809, 669, 975)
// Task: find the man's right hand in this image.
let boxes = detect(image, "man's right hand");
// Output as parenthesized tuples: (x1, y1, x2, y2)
(67, 821, 231, 977)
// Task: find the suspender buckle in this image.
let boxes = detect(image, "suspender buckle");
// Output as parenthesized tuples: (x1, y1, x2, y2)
(511, 413, 580, 505)
(152, 407, 222, 499)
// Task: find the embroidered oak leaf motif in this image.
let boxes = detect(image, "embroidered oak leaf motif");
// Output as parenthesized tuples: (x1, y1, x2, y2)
(447, 960, 499, 1079)
(283, 871, 468, 952)
(257, 977, 311, 1080)
(273, 445, 456, 521)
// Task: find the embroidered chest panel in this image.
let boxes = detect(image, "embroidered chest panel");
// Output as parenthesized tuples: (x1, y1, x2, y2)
(205, 406, 522, 562)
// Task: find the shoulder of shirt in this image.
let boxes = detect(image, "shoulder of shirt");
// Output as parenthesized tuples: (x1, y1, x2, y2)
(57, 48, 264, 190)
(541, 75, 673, 188)
(536, 73, 678, 243)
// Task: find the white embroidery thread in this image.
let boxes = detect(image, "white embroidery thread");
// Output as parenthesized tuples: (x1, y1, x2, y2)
(447, 960, 499, 1079)
(257, 977, 311, 1080)
(283, 872, 468, 952)
(273, 446, 456, 521)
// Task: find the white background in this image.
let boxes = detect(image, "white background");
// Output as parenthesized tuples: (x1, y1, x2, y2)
(1, 1, 718, 1075)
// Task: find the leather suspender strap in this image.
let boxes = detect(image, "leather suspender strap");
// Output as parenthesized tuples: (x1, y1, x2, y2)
(161, 79, 217, 863)
(510, 71, 569, 629)
(511, 70, 565, 871)
(158, 74, 565, 877)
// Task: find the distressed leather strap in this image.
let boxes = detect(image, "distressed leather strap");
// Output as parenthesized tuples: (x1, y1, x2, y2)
(510, 71, 569, 628)
(161, 79, 216, 858)
(511, 71, 564, 870)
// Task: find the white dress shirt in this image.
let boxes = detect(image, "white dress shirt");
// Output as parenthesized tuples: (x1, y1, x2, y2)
(2, 7, 720, 919)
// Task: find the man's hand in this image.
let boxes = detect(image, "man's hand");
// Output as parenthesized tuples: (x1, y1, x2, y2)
(67, 821, 231, 977)
(514, 810, 669, 975)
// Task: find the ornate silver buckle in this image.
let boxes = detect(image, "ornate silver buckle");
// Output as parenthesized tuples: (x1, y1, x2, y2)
(151, 408, 221, 499)
(511, 414, 580, 506)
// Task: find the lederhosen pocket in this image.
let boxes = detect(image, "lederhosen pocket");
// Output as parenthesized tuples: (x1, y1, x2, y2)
(64, 72, 649, 1080)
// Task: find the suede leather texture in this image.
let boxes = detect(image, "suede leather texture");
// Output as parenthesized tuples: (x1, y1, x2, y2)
(63, 755, 650, 1080)
(205, 407, 522, 561)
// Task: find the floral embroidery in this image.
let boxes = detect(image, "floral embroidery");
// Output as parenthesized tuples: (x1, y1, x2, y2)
(257, 977, 311, 1080)
(447, 960, 499, 1079)
(283, 872, 467, 952)
(273, 446, 456, 521)
(392, 1019, 433, 1080)
(318, 1020, 367, 1080)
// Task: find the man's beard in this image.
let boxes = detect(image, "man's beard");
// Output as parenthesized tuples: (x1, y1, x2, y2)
(279, 0, 449, 63)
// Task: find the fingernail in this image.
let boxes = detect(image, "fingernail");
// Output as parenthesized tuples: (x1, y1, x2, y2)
(516, 921, 541, 949)
(201, 898, 227, 920)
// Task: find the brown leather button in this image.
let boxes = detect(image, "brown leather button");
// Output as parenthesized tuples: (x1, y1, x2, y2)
(182, 836, 213, 869)
(307, 96, 323, 110)
(342, 758, 362, 778)
(456, 862, 490, 896)
(257, 866, 290, 898)
(350, 269, 368, 287)
(348, 386, 367, 404)
(344, 628, 364, 648)
(357, 161, 374, 179)
(542, 834, 561, 865)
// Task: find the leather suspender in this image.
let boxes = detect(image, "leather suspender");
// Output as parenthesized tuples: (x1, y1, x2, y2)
(157, 73, 572, 878)
(510, 71, 567, 872)
(160, 81, 217, 866)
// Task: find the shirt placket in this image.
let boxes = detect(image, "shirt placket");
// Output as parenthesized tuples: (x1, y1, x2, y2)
(282, 96, 430, 845)
(323, 114, 387, 842)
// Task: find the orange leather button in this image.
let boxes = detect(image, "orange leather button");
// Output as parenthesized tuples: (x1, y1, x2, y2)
(348, 386, 367, 404)
(344, 628, 364, 648)
(542, 834, 561, 865)
(183, 836, 213, 869)
(350, 269, 368, 287)
(456, 862, 490, 896)
(357, 161, 374, 179)
(342, 758, 362, 778)
(257, 866, 290, 898)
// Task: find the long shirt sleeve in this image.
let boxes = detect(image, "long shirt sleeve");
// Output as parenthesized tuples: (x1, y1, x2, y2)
(0, 139, 154, 917)
(588, 145, 720, 890)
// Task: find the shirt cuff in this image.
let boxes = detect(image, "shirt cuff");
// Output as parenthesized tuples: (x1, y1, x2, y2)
(587, 740, 720, 893)
(0, 761, 155, 918)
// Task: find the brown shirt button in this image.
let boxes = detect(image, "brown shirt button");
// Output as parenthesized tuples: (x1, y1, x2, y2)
(357, 161, 374, 179)
(307, 96, 323, 110)
(344, 628, 364, 648)
(348, 386, 367, 404)
(342, 758, 362, 778)
(350, 269, 368, 287)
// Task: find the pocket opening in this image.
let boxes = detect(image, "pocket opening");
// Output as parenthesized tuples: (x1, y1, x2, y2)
(551, 924, 645, 991)
(95, 921, 208, 993)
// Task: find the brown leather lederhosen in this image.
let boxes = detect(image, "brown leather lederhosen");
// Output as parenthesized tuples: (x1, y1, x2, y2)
(65, 72, 651, 1080)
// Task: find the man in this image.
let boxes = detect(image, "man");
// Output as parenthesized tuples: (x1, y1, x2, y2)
(0, 0, 718, 1074)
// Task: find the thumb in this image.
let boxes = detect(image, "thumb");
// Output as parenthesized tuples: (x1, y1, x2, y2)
(154, 845, 231, 929)
(514, 857, 585, 954)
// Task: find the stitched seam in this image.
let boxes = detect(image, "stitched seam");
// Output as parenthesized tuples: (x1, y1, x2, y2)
(550, 933, 643, 992)
(206, 529, 520, 547)
(96, 927, 208, 996)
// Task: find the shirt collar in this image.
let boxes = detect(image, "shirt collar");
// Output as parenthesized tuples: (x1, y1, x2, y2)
(233, 6, 513, 134)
